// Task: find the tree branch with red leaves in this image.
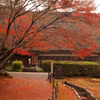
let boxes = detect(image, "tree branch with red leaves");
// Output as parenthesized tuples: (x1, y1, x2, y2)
(0, 0, 100, 68)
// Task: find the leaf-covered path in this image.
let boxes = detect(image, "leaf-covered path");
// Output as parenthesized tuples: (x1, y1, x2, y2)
(0, 76, 52, 100)
(0, 73, 79, 100)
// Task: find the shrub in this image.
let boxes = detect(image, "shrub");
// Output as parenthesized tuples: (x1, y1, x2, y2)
(14, 69, 22, 72)
(0, 70, 9, 76)
(38, 60, 42, 67)
(53, 61, 100, 77)
(40, 60, 100, 77)
(41, 60, 57, 72)
(12, 61, 22, 72)
(6, 66, 13, 71)
(92, 71, 100, 78)
(54, 62, 81, 77)
(36, 67, 44, 72)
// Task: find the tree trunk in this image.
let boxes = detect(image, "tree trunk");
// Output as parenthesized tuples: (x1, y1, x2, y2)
(0, 52, 15, 68)
(99, 53, 100, 64)
(0, 48, 14, 60)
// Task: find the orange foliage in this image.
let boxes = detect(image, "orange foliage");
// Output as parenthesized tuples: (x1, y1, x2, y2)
(65, 77, 100, 99)
(0, 0, 100, 59)
(72, 48, 94, 59)
(55, 82, 78, 100)
(0, 77, 52, 100)
(13, 48, 32, 56)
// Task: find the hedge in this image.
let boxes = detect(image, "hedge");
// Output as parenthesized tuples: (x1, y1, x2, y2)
(54, 62, 100, 77)
(12, 61, 22, 72)
(41, 60, 57, 72)
(40, 60, 100, 77)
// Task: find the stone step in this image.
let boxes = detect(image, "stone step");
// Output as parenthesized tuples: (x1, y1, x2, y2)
(78, 92, 86, 96)
(80, 96, 88, 100)
(22, 67, 36, 72)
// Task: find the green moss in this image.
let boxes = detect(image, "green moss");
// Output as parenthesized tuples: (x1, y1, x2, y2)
(91, 78, 100, 82)
(14, 69, 22, 72)
(36, 67, 44, 72)
(58, 61, 99, 65)
(6, 66, 13, 71)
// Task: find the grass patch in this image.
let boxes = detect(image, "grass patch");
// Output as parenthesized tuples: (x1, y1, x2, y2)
(35, 67, 44, 72)
(6, 66, 13, 71)
(57, 77, 100, 99)
(90, 78, 100, 82)
(58, 61, 99, 65)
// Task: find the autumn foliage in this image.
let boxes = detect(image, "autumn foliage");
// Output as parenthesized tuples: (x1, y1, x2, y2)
(65, 77, 100, 99)
(0, 77, 52, 100)
(55, 82, 78, 100)
(0, 0, 100, 68)
(0, 76, 80, 100)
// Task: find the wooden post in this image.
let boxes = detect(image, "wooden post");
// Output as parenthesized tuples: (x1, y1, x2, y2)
(51, 62, 53, 73)
(50, 75, 51, 83)
(51, 62, 53, 79)
(48, 98, 51, 100)
(53, 79, 55, 88)
(99, 53, 100, 64)
(56, 83, 58, 93)
(50, 62, 53, 82)
(48, 72, 50, 79)
(55, 87, 57, 98)
(52, 90, 55, 100)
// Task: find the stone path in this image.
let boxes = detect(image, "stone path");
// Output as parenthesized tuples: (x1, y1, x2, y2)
(8, 72, 48, 80)
(0, 74, 52, 100)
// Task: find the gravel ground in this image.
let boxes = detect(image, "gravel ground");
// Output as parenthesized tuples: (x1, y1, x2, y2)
(8, 72, 48, 80)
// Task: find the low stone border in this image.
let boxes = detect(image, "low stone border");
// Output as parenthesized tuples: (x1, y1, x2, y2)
(62, 81, 99, 100)
(60, 82, 81, 100)
(22, 67, 36, 72)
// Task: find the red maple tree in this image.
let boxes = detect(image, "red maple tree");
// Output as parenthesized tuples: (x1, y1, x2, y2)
(0, 0, 100, 68)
